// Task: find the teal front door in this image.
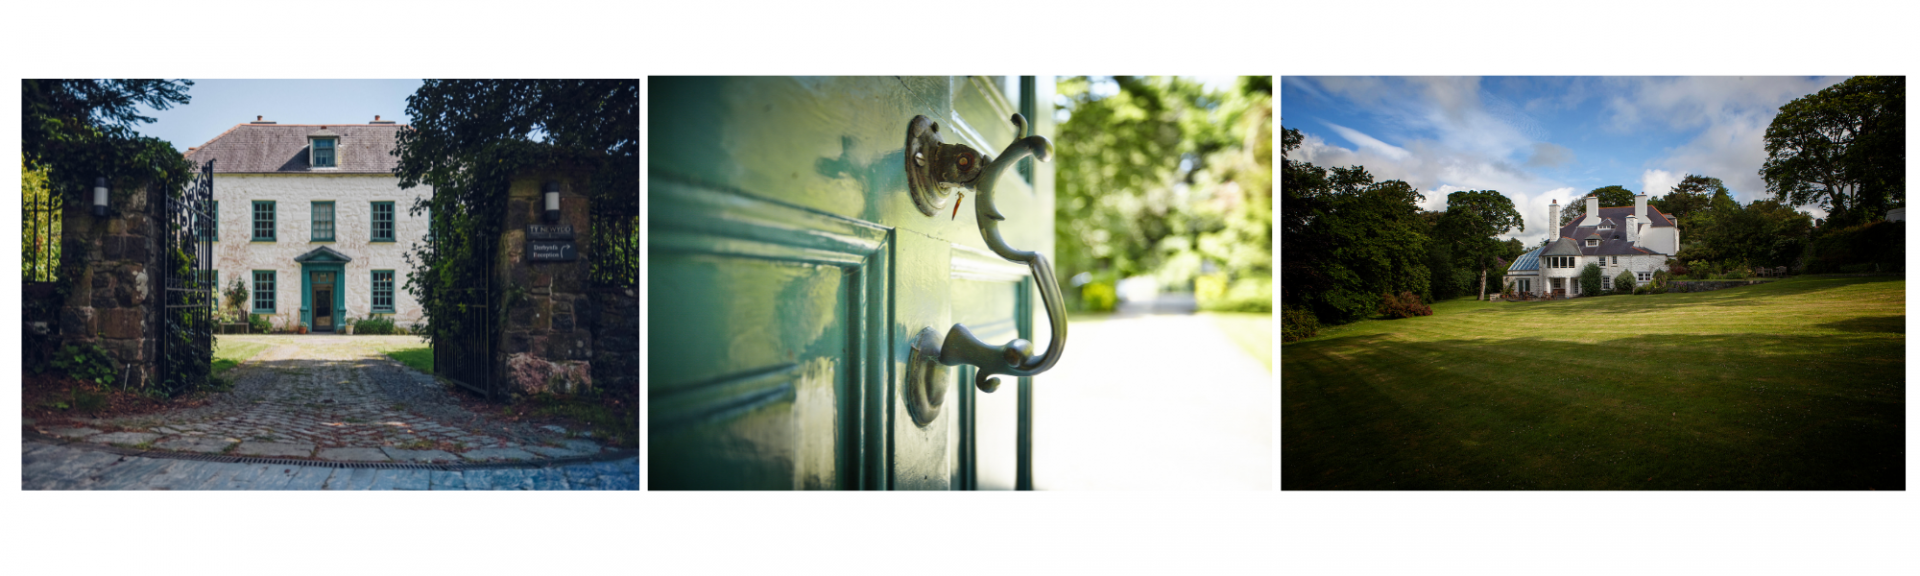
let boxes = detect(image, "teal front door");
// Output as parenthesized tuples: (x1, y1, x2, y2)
(650, 77, 1056, 490)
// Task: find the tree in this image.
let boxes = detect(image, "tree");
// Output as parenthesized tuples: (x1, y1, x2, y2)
(22, 80, 197, 204)
(1056, 76, 1267, 291)
(1438, 190, 1524, 301)
(394, 80, 638, 394)
(1648, 174, 1724, 238)
(1281, 128, 1431, 323)
(1762, 76, 1905, 228)
(1579, 263, 1604, 297)
(1560, 185, 1638, 223)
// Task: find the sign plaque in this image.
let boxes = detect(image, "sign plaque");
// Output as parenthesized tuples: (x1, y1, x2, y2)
(528, 241, 578, 262)
(528, 224, 575, 240)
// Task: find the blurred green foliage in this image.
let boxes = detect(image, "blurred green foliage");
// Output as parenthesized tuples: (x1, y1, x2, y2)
(1080, 281, 1117, 312)
(1053, 77, 1271, 310)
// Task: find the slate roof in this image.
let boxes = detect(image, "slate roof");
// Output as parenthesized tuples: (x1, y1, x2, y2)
(1558, 206, 1673, 240)
(184, 123, 405, 174)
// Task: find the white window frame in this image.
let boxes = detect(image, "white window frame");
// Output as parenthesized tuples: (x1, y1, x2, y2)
(1638, 271, 1651, 283)
(1603, 276, 1612, 291)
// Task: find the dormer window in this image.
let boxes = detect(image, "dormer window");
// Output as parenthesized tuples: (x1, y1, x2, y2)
(1586, 239, 1598, 247)
(312, 138, 336, 167)
(308, 127, 341, 169)
(1600, 221, 1613, 230)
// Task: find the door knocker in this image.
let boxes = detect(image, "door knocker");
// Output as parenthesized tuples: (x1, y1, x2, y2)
(903, 113, 1068, 401)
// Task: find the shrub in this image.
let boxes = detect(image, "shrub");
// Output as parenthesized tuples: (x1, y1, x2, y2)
(1201, 276, 1273, 313)
(1666, 260, 1690, 278)
(1378, 291, 1433, 319)
(1726, 266, 1751, 279)
(1281, 306, 1320, 343)
(247, 313, 272, 334)
(50, 342, 117, 386)
(1090, 280, 1121, 312)
(1634, 284, 1649, 295)
(224, 278, 250, 316)
(1579, 263, 1604, 297)
(353, 316, 399, 335)
(1613, 270, 1635, 295)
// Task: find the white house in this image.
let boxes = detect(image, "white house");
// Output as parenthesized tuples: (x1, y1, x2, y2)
(183, 116, 429, 332)
(1505, 193, 1679, 298)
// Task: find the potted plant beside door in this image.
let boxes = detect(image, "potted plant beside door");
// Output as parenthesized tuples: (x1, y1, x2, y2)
(343, 316, 355, 335)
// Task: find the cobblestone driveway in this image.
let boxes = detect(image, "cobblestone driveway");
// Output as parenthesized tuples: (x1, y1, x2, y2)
(21, 440, 638, 490)
(33, 335, 621, 466)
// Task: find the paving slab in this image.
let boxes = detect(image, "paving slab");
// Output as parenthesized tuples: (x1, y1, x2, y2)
(462, 447, 538, 462)
(529, 467, 571, 490)
(280, 466, 336, 490)
(86, 431, 162, 446)
(429, 470, 468, 490)
(234, 441, 315, 458)
(42, 427, 103, 439)
(381, 447, 461, 463)
(154, 436, 238, 453)
(317, 447, 392, 461)
(524, 445, 589, 458)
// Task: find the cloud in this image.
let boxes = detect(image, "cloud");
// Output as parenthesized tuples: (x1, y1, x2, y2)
(1322, 121, 1410, 161)
(1640, 169, 1683, 198)
(1526, 142, 1574, 168)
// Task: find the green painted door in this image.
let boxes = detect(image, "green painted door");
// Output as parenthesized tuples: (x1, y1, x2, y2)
(650, 77, 1056, 490)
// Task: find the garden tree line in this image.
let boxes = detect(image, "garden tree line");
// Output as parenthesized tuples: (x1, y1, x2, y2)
(1053, 76, 1272, 312)
(1281, 126, 1526, 331)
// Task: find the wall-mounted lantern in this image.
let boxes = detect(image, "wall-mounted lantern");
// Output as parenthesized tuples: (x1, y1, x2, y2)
(93, 177, 110, 217)
(543, 181, 561, 223)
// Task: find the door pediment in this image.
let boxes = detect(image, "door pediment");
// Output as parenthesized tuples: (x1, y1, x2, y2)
(292, 245, 354, 264)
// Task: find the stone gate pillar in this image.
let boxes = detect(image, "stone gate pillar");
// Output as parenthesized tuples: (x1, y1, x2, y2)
(59, 180, 163, 390)
(496, 169, 595, 394)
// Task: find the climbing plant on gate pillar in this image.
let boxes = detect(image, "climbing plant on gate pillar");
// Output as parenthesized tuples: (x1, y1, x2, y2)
(392, 80, 639, 347)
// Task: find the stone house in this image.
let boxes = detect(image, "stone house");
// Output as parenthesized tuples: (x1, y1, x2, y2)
(182, 116, 429, 331)
(1505, 194, 1679, 297)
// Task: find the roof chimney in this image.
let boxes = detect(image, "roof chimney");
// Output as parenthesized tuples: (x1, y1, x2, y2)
(1634, 193, 1649, 224)
(251, 115, 276, 124)
(370, 114, 396, 125)
(1584, 195, 1600, 226)
(1548, 199, 1559, 238)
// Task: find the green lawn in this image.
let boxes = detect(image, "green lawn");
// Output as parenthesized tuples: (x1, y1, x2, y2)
(211, 339, 270, 375)
(1283, 276, 1905, 490)
(1206, 312, 1273, 371)
(381, 345, 434, 374)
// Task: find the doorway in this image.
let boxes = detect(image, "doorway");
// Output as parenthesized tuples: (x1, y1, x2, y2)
(312, 271, 336, 332)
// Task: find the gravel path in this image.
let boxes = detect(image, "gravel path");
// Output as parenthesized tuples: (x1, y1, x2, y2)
(41, 335, 614, 465)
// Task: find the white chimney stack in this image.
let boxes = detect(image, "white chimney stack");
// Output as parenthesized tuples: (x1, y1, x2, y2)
(1626, 214, 1639, 245)
(1634, 193, 1648, 225)
(1548, 199, 1559, 240)
(1584, 196, 1601, 226)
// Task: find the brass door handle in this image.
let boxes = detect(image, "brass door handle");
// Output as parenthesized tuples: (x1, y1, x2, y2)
(904, 113, 1066, 416)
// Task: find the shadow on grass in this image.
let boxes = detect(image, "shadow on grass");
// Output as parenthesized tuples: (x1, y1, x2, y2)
(1491, 276, 1904, 316)
(1283, 330, 1904, 490)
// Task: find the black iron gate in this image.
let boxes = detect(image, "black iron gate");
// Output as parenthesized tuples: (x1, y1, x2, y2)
(436, 256, 498, 401)
(158, 159, 216, 395)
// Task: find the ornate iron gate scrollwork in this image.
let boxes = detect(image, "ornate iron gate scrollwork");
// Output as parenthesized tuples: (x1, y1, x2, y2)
(158, 159, 216, 396)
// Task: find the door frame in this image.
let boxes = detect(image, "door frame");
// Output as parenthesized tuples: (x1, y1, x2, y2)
(301, 264, 344, 332)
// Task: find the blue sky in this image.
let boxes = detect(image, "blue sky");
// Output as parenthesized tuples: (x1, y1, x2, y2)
(1281, 76, 1848, 245)
(134, 79, 423, 152)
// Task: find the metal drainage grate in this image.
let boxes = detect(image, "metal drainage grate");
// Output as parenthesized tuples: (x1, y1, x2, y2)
(30, 431, 636, 471)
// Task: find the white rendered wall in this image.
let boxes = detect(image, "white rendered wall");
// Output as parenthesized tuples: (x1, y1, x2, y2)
(211, 174, 431, 329)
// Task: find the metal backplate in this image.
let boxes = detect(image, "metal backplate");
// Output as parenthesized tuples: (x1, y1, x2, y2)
(905, 327, 950, 427)
(904, 115, 986, 217)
